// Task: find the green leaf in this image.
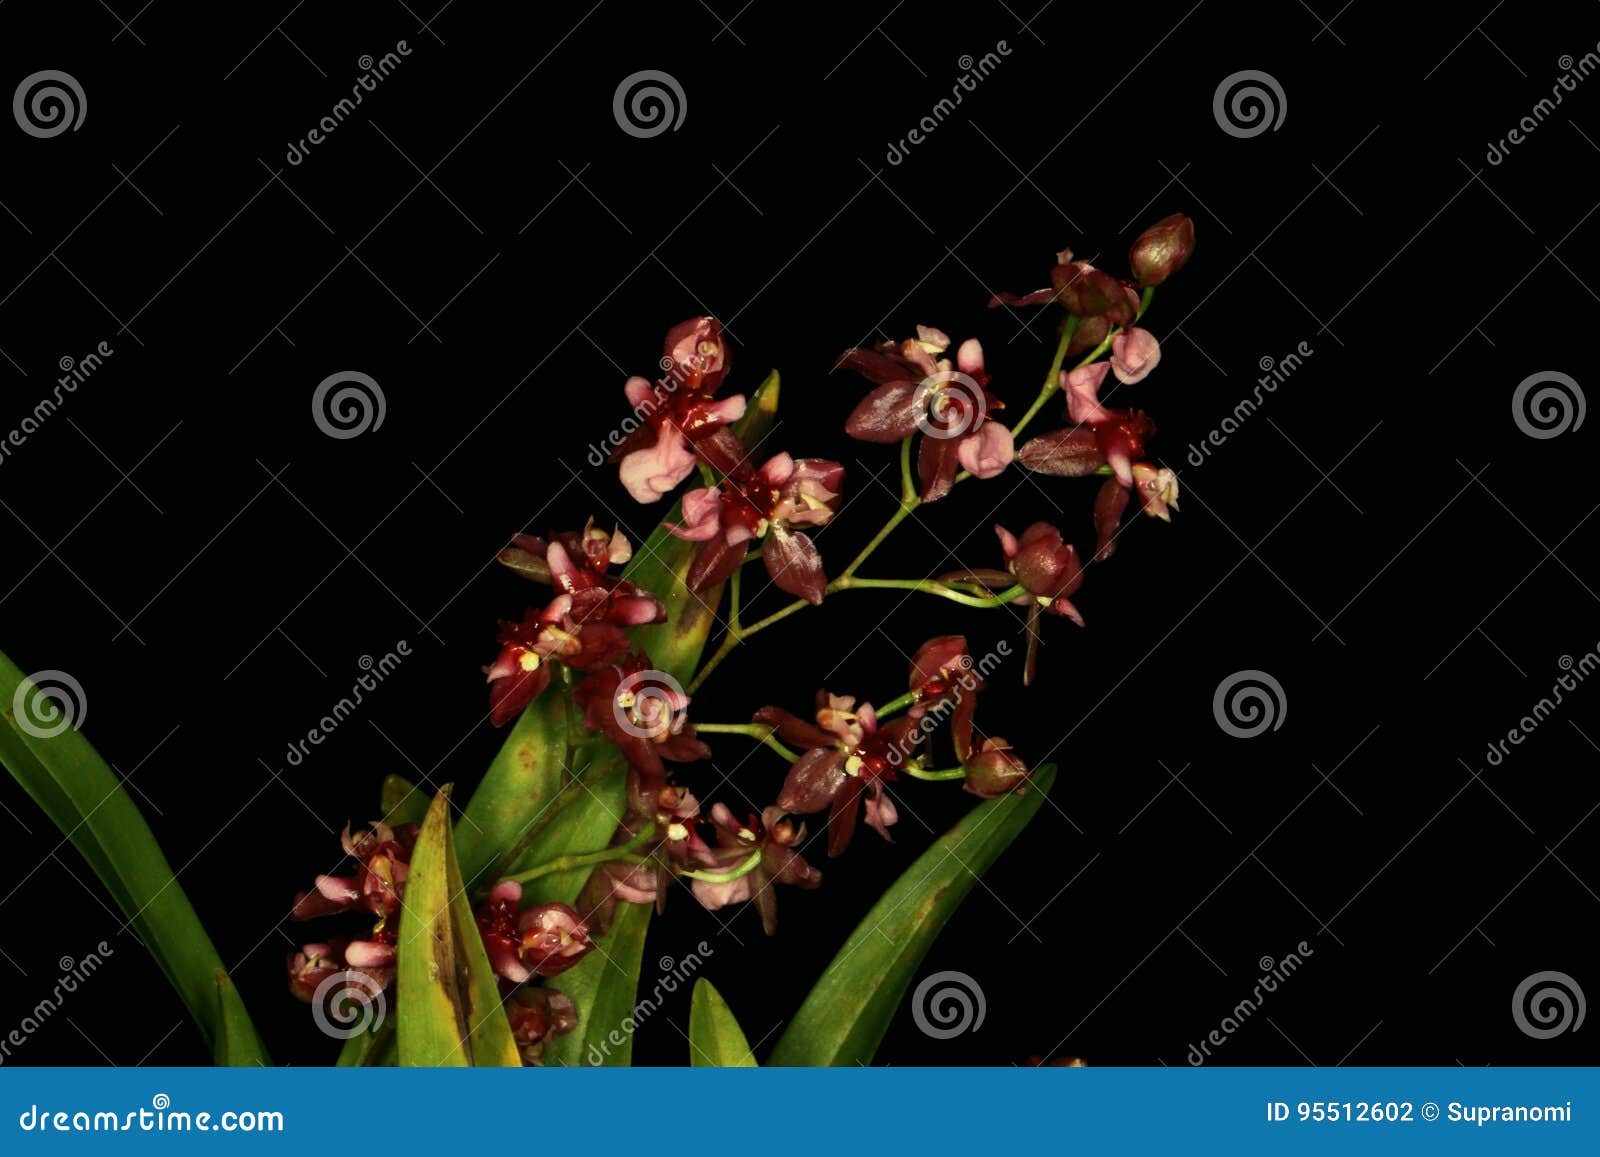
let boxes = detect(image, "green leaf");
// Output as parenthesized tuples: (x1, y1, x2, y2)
(768, 764, 1058, 1066)
(334, 1021, 395, 1066)
(0, 650, 268, 1061)
(453, 690, 570, 890)
(689, 978, 757, 1066)
(212, 970, 270, 1066)
(380, 773, 429, 826)
(508, 755, 629, 908)
(543, 900, 652, 1067)
(396, 788, 521, 1066)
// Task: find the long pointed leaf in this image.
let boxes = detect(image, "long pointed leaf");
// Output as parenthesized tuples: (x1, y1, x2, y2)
(689, 978, 757, 1066)
(380, 773, 429, 826)
(212, 970, 270, 1066)
(396, 788, 521, 1066)
(542, 899, 652, 1066)
(768, 764, 1057, 1066)
(0, 650, 268, 1060)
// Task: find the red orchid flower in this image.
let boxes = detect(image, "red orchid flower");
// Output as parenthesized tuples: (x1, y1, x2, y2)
(757, 692, 918, 856)
(840, 327, 1013, 503)
(610, 317, 751, 502)
(498, 519, 633, 586)
(476, 881, 596, 982)
(669, 452, 844, 604)
(290, 820, 418, 922)
(570, 652, 712, 781)
(690, 802, 821, 934)
(506, 987, 577, 1065)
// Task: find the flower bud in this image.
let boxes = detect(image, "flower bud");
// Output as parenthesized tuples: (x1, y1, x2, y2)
(964, 738, 1029, 798)
(1050, 262, 1126, 317)
(1128, 214, 1195, 287)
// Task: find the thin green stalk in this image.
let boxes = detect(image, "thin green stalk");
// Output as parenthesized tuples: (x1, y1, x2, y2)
(499, 823, 656, 887)
(679, 849, 762, 884)
(903, 766, 967, 782)
(1006, 315, 1079, 443)
(694, 722, 800, 763)
(831, 576, 1027, 609)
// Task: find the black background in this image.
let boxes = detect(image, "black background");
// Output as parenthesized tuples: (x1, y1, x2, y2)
(1, 0, 1597, 1067)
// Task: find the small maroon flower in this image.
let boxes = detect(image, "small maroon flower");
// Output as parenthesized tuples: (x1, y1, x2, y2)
(691, 803, 821, 934)
(571, 652, 712, 781)
(611, 317, 750, 502)
(506, 987, 577, 1066)
(498, 519, 633, 586)
(291, 821, 418, 922)
(840, 328, 1011, 502)
(908, 635, 981, 711)
(477, 881, 596, 981)
(998, 522, 1087, 685)
(1110, 327, 1161, 384)
(670, 452, 844, 604)
(287, 939, 347, 1003)
(759, 693, 917, 856)
(991, 250, 1138, 324)
(1131, 463, 1180, 521)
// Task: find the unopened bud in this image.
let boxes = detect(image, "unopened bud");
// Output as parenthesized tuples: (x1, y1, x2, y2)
(1129, 214, 1195, 287)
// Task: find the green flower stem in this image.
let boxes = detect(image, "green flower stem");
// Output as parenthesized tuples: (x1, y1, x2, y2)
(898, 434, 916, 503)
(903, 765, 968, 782)
(1006, 315, 1079, 443)
(871, 690, 920, 721)
(679, 849, 763, 884)
(500, 822, 656, 887)
(693, 722, 800, 763)
(830, 576, 1027, 609)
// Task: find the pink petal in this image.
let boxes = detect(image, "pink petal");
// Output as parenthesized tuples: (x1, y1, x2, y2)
(623, 375, 656, 409)
(618, 428, 696, 503)
(955, 337, 985, 375)
(668, 487, 724, 542)
(1063, 362, 1114, 426)
(956, 421, 1014, 479)
(1110, 328, 1161, 385)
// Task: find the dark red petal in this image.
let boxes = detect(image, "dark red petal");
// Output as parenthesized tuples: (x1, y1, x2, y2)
(845, 381, 923, 443)
(951, 689, 978, 764)
(1093, 477, 1131, 562)
(764, 530, 827, 605)
(488, 662, 552, 727)
(777, 747, 848, 814)
(753, 706, 840, 750)
(1016, 427, 1107, 477)
(691, 425, 754, 476)
(917, 434, 963, 503)
(656, 731, 713, 764)
(687, 534, 745, 593)
(826, 778, 865, 857)
(987, 287, 1059, 308)
(836, 347, 913, 386)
